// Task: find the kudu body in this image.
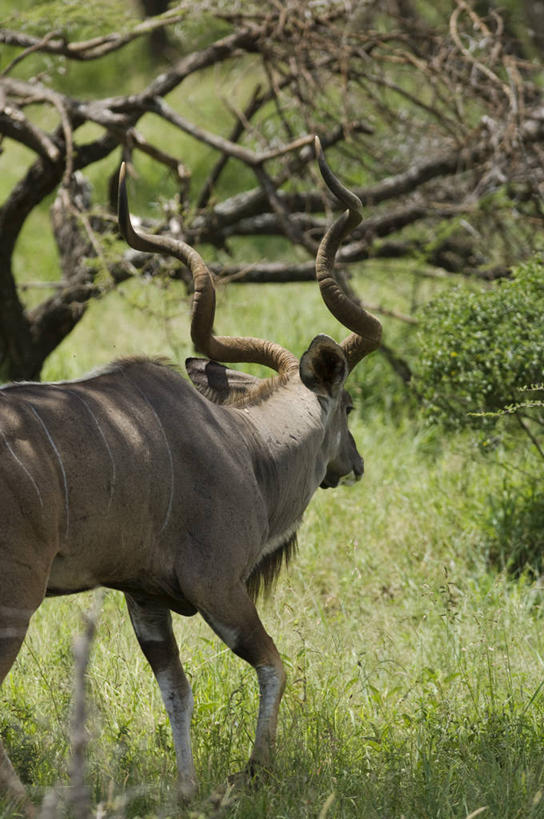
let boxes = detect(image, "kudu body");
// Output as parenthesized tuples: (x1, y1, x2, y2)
(0, 139, 381, 811)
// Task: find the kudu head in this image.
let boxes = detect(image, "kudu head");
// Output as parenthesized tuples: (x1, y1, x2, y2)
(118, 137, 382, 489)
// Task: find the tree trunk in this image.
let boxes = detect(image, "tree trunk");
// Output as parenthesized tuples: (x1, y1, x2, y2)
(138, 0, 171, 61)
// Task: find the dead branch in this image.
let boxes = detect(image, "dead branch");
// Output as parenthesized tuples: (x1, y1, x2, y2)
(0, 7, 189, 64)
(0, 0, 543, 383)
(67, 591, 103, 819)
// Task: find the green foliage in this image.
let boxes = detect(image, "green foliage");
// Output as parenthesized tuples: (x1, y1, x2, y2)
(481, 475, 544, 577)
(1, 0, 135, 39)
(414, 258, 544, 578)
(414, 258, 544, 439)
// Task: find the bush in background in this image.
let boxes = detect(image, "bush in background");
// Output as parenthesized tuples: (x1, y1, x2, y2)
(415, 257, 544, 573)
(415, 258, 544, 440)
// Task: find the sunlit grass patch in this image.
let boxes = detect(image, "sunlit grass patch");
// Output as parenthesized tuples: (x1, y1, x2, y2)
(3, 412, 544, 816)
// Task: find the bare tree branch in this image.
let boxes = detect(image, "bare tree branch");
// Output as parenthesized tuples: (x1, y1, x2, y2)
(0, 0, 543, 383)
(0, 7, 189, 64)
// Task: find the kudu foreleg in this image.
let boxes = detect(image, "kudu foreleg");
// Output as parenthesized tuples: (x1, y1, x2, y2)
(125, 595, 197, 800)
(198, 584, 286, 774)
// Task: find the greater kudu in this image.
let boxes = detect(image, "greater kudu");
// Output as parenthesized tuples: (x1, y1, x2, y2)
(0, 138, 381, 812)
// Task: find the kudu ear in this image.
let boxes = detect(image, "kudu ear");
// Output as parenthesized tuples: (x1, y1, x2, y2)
(299, 335, 349, 399)
(185, 358, 262, 405)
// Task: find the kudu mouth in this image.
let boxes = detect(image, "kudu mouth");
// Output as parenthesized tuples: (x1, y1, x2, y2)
(320, 472, 360, 489)
(320, 455, 364, 489)
(339, 468, 364, 487)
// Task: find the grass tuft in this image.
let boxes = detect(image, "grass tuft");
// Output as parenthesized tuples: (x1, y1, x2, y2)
(2, 267, 544, 817)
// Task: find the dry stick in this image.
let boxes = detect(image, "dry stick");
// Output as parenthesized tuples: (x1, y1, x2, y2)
(18, 281, 66, 290)
(252, 163, 318, 255)
(144, 98, 265, 165)
(37, 593, 103, 819)
(51, 98, 74, 188)
(67, 591, 104, 819)
(365, 304, 418, 325)
(126, 128, 191, 182)
(450, 1, 515, 111)
(0, 78, 73, 184)
(1, 30, 62, 77)
(353, 69, 461, 138)
(197, 83, 266, 210)
(65, 9, 188, 58)
(192, 122, 362, 241)
(146, 97, 314, 167)
(262, 57, 295, 140)
(0, 103, 60, 162)
(515, 413, 544, 461)
(196, 75, 298, 211)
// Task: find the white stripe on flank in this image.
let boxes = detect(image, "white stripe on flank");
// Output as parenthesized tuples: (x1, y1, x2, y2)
(0, 428, 44, 508)
(28, 403, 70, 538)
(0, 626, 29, 639)
(0, 605, 35, 618)
(126, 380, 175, 534)
(63, 389, 117, 511)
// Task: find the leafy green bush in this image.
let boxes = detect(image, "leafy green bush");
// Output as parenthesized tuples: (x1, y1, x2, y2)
(481, 476, 544, 575)
(415, 259, 544, 575)
(414, 258, 544, 448)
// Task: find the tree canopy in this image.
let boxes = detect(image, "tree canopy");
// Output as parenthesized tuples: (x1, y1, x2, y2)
(1, 0, 543, 381)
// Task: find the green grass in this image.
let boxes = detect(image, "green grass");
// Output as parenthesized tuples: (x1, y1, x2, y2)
(2, 275, 544, 818)
(2, 18, 543, 814)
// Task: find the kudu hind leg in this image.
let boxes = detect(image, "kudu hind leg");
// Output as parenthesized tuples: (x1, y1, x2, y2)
(124, 595, 197, 800)
(198, 585, 286, 773)
(0, 571, 44, 816)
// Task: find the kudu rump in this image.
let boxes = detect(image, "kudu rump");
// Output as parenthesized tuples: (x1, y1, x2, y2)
(0, 138, 381, 809)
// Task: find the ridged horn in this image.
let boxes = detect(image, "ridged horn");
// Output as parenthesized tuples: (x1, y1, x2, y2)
(314, 136, 382, 370)
(118, 163, 298, 375)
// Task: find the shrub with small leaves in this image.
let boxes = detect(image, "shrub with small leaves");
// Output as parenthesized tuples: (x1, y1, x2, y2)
(415, 259, 544, 573)
(414, 258, 544, 450)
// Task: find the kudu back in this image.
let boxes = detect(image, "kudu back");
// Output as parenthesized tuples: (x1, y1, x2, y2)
(0, 138, 381, 811)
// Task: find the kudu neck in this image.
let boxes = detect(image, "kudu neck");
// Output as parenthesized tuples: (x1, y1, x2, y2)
(232, 377, 329, 534)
